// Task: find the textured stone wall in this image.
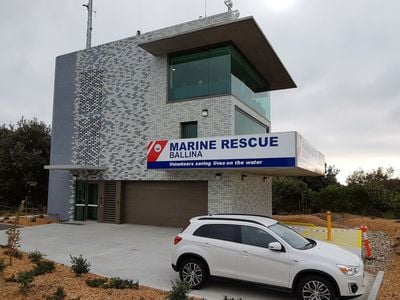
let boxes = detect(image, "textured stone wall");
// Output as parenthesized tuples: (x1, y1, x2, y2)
(66, 11, 272, 216)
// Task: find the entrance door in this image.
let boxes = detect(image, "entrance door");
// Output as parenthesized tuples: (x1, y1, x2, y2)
(87, 183, 98, 220)
(74, 181, 98, 221)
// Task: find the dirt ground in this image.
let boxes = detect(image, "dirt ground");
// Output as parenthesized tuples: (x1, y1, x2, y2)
(0, 248, 169, 300)
(274, 213, 400, 300)
(1, 216, 55, 227)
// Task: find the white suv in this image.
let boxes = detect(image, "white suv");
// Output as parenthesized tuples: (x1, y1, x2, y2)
(171, 214, 364, 299)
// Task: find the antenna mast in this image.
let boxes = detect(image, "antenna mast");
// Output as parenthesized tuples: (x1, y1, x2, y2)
(83, 0, 94, 48)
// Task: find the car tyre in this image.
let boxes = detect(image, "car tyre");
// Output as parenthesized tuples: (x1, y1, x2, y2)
(296, 275, 337, 300)
(179, 258, 208, 289)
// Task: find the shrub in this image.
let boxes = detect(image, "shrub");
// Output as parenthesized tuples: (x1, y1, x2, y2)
(0, 258, 6, 273)
(5, 222, 21, 265)
(86, 278, 107, 288)
(46, 286, 66, 300)
(31, 217, 37, 222)
(70, 255, 90, 276)
(16, 270, 34, 295)
(28, 250, 44, 263)
(38, 214, 45, 219)
(86, 277, 139, 289)
(3, 216, 9, 221)
(32, 260, 55, 276)
(105, 277, 139, 289)
(168, 280, 191, 300)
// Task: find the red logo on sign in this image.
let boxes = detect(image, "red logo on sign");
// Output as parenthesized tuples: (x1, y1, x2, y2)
(147, 140, 168, 162)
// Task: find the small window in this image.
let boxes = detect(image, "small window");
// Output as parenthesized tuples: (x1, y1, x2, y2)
(240, 225, 277, 248)
(181, 121, 198, 139)
(193, 224, 238, 243)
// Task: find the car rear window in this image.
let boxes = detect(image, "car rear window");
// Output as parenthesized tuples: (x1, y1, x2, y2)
(193, 224, 237, 242)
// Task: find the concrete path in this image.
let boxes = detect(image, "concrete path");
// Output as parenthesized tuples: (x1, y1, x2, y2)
(0, 224, 12, 231)
(0, 222, 374, 300)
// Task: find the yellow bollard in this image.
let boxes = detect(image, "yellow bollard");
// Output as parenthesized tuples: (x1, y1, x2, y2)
(327, 211, 332, 241)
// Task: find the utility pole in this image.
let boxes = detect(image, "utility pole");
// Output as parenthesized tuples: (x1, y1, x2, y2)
(83, 0, 93, 49)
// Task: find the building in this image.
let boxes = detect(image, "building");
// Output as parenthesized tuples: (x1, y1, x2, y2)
(45, 11, 325, 227)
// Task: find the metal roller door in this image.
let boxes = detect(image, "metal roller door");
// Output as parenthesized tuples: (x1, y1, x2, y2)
(123, 181, 208, 227)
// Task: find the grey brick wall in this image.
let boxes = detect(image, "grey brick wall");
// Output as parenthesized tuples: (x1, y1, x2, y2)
(53, 11, 272, 219)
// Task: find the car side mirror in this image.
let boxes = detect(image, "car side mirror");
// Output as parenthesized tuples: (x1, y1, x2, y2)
(268, 242, 282, 252)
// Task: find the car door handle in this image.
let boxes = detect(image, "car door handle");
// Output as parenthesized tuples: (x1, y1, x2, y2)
(240, 251, 250, 256)
(202, 242, 211, 248)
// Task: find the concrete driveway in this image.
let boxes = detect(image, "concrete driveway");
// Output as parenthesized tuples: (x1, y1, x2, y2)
(0, 222, 372, 300)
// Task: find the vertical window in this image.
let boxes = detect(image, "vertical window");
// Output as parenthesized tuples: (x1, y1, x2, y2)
(181, 122, 198, 139)
(169, 47, 231, 101)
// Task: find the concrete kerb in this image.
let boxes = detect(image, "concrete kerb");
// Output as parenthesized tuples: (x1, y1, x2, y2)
(367, 271, 384, 300)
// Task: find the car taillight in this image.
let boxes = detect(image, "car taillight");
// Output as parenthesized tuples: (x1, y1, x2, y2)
(174, 236, 182, 245)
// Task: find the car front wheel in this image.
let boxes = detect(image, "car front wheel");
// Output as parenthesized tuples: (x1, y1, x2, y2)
(296, 275, 337, 300)
(179, 258, 208, 289)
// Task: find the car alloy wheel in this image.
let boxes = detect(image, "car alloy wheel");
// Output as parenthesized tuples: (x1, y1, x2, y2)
(179, 258, 207, 289)
(302, 280, 330, 300)
(297, 275, 336, 300)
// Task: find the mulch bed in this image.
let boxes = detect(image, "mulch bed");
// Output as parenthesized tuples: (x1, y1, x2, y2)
(0, 248, 169, 299)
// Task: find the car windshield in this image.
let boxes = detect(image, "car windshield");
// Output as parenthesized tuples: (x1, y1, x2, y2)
(269, 223, 314, 250)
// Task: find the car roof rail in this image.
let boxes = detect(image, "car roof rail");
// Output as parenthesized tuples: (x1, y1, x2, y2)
(211, 213, 273, 219)
(197, 217, 267, 227)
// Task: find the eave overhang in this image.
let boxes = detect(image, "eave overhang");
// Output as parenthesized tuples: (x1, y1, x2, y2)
(139, 17, 296, 91)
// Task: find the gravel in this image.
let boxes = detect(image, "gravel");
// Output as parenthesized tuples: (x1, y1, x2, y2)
(362, 231, 393, 273)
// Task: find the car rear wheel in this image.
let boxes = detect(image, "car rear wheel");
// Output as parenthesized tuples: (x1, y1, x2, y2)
(296, 275, 337, 300)
(179, 258, 208, 289)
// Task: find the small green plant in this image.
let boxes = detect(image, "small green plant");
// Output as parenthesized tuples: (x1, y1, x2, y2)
(28, 250, 44, 263)
(46, 286, 66, 300)
(32, 260, 55, 276)
(223, 297, 243, 300)
(85, 277, 139, 289)
(70, 254, 90, 276)
(3, 216, 9, 221)
(6, 201, 24, 265)
(0, 258, 6, 273)
(31, 217, 37, 222)
(86, 278, 107, 288)
(16, 270, 34, 295)
(105, 277, 139, 289)
(168, 280, 191, 300)
(38, 214, 45, 219)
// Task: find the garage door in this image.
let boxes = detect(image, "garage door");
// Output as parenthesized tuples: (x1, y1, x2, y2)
(123, 181, 208, 227)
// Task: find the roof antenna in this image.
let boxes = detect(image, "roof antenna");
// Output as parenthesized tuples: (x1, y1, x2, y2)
(224, 0, 233, 12)
(83, 0, 94, 48)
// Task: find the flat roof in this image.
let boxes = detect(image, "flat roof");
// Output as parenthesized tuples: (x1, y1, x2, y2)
(139, 17, 296, 91)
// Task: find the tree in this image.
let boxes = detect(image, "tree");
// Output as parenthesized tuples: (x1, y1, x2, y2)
(0, 118, 51, 209)
(298, 164, 340, 192)
(272, 177, 311, 214)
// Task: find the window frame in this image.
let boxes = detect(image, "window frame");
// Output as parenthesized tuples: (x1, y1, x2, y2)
(180, 121, 198, 139)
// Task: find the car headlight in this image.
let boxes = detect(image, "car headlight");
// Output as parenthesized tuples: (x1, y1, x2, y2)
(337, 264, 360, 276)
